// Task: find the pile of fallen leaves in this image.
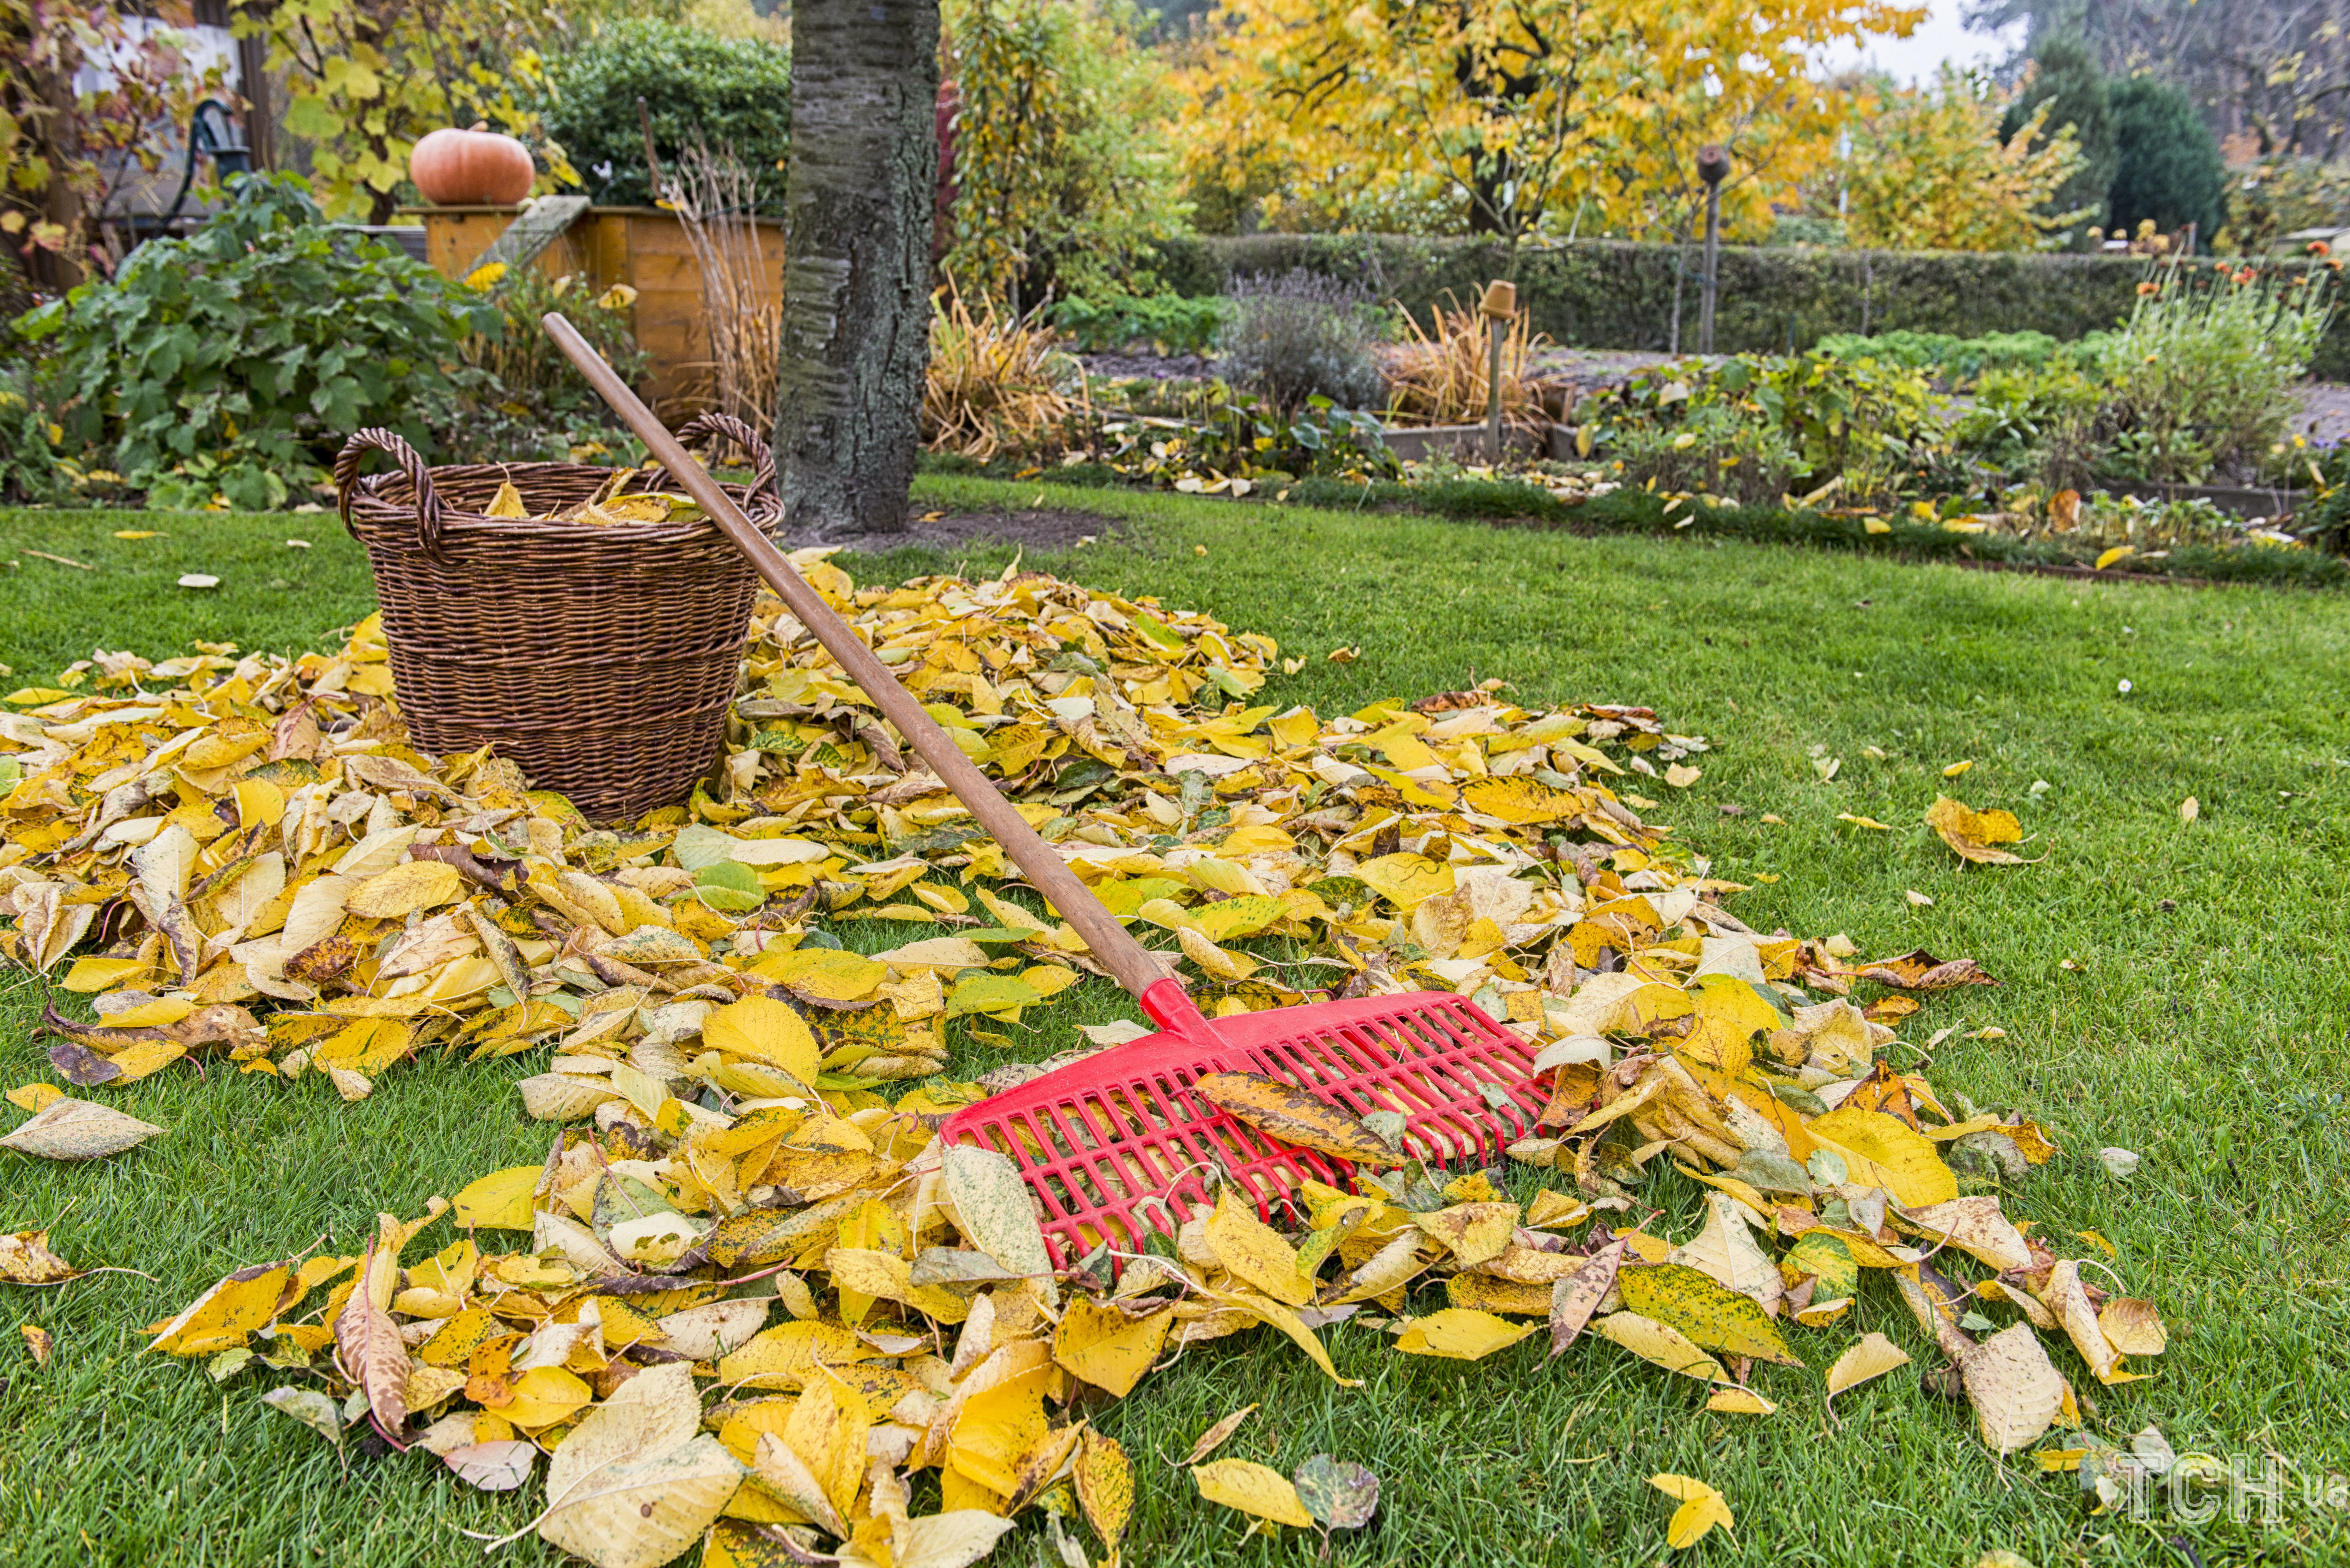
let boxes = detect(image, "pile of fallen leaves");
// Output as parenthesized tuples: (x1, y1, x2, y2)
(1, 554, 2163, 1563)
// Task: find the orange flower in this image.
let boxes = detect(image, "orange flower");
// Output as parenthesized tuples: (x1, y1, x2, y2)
(2233, 268, 2256, 284)
(2136, 281, 2160, 296)
(2310, 241, 2333, 257)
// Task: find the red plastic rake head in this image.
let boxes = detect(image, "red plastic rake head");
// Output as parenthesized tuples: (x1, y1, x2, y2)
(938, 990, 1547, 1268)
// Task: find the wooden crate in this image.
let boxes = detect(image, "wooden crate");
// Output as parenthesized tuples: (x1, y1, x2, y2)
(404, 204, 786, 407)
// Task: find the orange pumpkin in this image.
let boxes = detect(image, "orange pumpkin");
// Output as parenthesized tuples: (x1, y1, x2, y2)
(409, 124, 536, 206)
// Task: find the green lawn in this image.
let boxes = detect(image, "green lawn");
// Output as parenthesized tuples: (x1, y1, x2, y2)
(4, 479, 2349, 1567)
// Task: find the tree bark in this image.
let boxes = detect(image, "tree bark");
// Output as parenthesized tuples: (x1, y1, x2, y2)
(774, 0, 940, 537)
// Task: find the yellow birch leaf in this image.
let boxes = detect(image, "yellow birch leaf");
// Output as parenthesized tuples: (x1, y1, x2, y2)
(1591, 1312, 1726, 1382)
(1616, 1263, 1800, 1366)
(344, 860, 464, 919)
(1825, 1332, 1913, 1404)
(1704, 1387, 1777, 1415)
(1074, 1428, 1134, 1553)
(1052, 1298, 1175, 1398)
(1192, 1459, 1314, 1528)
(1352, 853, 1455, 909)
(1193, 1072, 1397, 1163)
(702, 997, 819, 1084)
(1393, 1308, 1538, 1361)
(1962, 1322, 2067, 1455)
(451, 1167, 541, 1231)
(1203, 1189, 1314, 1306)
(1806, 1107, 1959, 1208)
(144, 1262, 292, 1355)
(1648, 1474, 1733, 1549)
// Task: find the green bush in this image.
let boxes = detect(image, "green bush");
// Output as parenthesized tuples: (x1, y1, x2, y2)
(2107, 78, 2228, 244)
(1593, 352, 1940, 504)
(0, 368, 69, 504)
(2064, 262, 2335, 485)
(1149, 234, 2350, 379)
(15, 175, 501, 511)
(1049, 290, 1229, 354)
(541, 21, 792, 212)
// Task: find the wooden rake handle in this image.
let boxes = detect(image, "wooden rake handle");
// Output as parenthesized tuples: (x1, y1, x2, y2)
(541, 313, 1207, 1032)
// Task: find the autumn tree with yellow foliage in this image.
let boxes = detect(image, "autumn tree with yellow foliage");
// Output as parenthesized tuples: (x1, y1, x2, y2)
(1831, 68, 2091, 252)
(1175, 0, 1922, 243)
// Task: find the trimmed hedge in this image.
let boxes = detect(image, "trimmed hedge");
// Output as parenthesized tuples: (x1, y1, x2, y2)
(1153, 235, 2350, 381)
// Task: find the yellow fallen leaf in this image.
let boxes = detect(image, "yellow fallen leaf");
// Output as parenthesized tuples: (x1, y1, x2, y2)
(1591, 1312, 1725, 1382)
(1943, 759, 1972, 777)
(1052, 1297, 1174, 1398)
(1392, 1308, 1538, 1361)
(1648, 1473, 1733, 1549)
(701, 996, 819, 1084)
(1824, 1332, 1912, 1405)
(1704, 1387, 1776, 1415)
(450, 1166, 540, 1231)
(1192, 1459, 1313, 1529)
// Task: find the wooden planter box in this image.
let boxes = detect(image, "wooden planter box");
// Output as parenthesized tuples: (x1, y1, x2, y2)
(1380, 422, 1544, 462)
(403, 204, 785, 406)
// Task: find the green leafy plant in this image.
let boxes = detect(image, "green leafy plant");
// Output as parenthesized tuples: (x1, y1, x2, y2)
(1099, 383, 1394, 488)
(1815, 329, 2068, 385)
(539, 20, 793, 211)
(1608, 403, 1800, 506)
(458, 265, 648, 437)
(1049, 290, 1229, 354)
(1601, 352, 1940, 503)
(16, 174, 502, 509)
(2064, 260, 2335, 485)
(943, 0, 1188, 311)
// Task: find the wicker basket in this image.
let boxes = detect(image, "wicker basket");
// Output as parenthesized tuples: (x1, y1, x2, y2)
(334, 415, 778, 824)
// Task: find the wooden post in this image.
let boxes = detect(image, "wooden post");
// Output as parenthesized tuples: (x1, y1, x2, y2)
(1480, 278, 1515, 463)
(1696, 144, 1730, 356)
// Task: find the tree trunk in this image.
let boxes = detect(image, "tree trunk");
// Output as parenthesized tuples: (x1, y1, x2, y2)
(774, 0, 940, 538)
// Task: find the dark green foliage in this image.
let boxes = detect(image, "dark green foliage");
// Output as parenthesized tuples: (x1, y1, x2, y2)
(14, 175, 501, 511)
(1999, 34, 2115, 238)
(2107, 76, 2229, 244)
(541, 21, 793, 211)
(1149, 233, 2350, 378)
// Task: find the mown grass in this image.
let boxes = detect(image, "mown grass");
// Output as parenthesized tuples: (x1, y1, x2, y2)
(4, 480, 2349, 1567)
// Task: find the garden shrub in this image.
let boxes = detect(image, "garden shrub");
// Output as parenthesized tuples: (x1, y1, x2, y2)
(16, 174, 501, 510)
(540, 21, 793, 211)
(2059, 262, 2335, 485)
(1216, 270, 1386, 415)
(1049, 290, 1230, 354)
(2106, 77, 2229, 243)
(1607, 405, 1799, 506)
(456, 265, 650, 462)
(1594, 352, 1939, 505)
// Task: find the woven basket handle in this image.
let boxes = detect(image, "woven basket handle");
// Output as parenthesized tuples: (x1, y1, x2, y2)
(335, 427, 449, 558)
(669, 413, 776, 501)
